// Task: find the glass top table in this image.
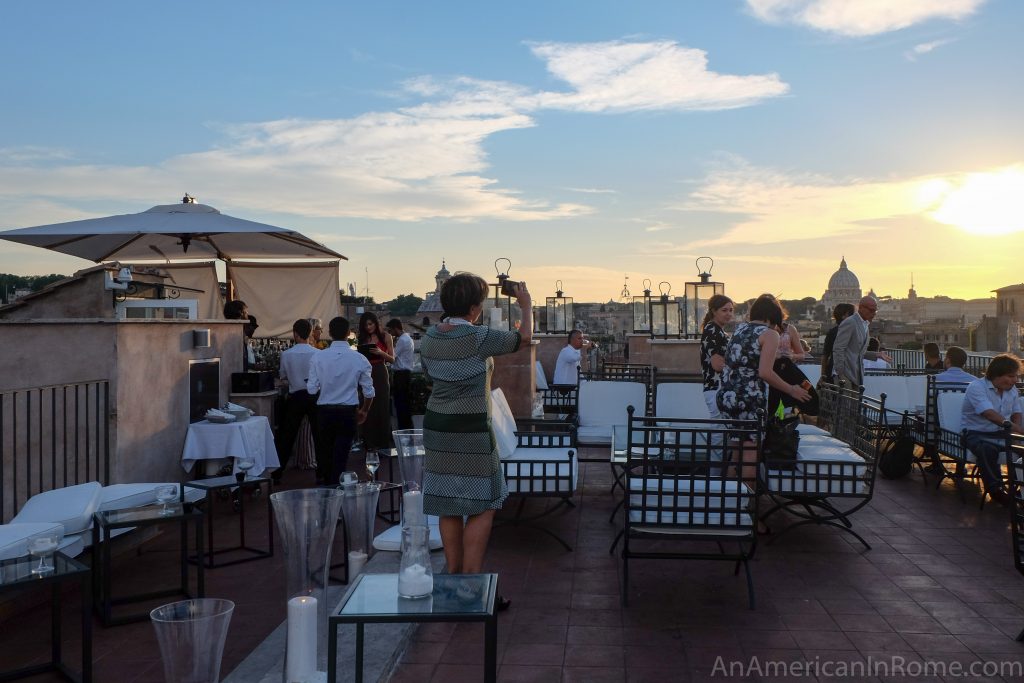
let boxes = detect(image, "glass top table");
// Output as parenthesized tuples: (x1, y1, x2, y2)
(183, 474, 270, 490)
(96, 502, 194, 526)
(336, 572, 497, 619)
(0, 551, 88, 588)
(328, 573, 499, 683)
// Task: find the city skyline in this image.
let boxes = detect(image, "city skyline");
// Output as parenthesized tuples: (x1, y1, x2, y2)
(1, 1, 1021, 303)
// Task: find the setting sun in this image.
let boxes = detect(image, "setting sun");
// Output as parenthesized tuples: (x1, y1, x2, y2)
(929, 166, 1024, 236)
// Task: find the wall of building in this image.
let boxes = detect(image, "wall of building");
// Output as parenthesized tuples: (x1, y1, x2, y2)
(0, 272, 113, 320)
(0, 319, 246, 493)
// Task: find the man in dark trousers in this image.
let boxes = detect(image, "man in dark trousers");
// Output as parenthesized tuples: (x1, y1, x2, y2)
(307, 317, 374, 485)
(273, 319, 319, 483)
(386, 318, 416, 430)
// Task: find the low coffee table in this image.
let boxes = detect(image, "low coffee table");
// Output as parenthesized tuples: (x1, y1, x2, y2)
(183, 475, 274, 568)
(92, 503, 204, 626)
(0, 552, 91, 682)
(327, 572, 498, 683)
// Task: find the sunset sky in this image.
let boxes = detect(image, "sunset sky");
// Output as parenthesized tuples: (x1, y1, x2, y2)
(1, 0, 1021, 303)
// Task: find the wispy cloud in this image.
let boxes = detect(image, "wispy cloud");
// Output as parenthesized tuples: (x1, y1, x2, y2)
(745, 0, 985, 37)
(0, 146, 75, 163)
(905, 38, 954, 60)
(671, 157, 1024, 248)
(529, 40, 789, 112)
(0, 39, 787, 229)
(562, 187, 618, 194)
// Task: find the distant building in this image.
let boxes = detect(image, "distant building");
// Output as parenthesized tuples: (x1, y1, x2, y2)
(820, 257, 862, 315)
(416, 260, 451, 319)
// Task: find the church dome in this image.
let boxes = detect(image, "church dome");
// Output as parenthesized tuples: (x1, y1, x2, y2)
(827, 258, 860, 291)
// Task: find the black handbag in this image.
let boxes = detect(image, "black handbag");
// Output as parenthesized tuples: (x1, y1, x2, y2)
(763, 416, 800, 470)
(768, 357, 820, 416)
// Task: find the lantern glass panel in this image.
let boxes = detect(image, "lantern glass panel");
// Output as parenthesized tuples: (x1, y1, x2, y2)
(546, 296, 574, 334)
(650, 297, 681, 338)
(632, 294, 651, 333)
(684, 281, 725, 336)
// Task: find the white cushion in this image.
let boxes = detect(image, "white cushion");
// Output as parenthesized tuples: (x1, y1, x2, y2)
(372, 516, 443, 551)
(795, 423, 831, 437)
(905, 376, 927, 413)
(655, 383, 710, 420)
(490, 388, 519, 460)
(577, 424, 615, 445)
(12, 482, 102, 535)
(0, 522, 65, 561)
(763, 471, 868, 495)
(535, 361, 549, 392)
(763, 445, 868, 495)
(938, 392, 965, 432)
(578, 380, 646, 428)
(863, 375, 910, 414)
(503, 447, 577, 494)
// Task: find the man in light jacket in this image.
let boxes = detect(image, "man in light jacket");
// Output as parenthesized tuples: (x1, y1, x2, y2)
(832, 296, 891, 388)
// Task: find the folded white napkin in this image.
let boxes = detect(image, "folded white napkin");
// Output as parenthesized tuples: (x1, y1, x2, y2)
(205, 408, 236, 422)
(225, 402, 252, 414)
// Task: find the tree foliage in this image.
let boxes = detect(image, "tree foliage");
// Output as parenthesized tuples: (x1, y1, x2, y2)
(384, 293, 424, 316)
(0, 273, 68, 301)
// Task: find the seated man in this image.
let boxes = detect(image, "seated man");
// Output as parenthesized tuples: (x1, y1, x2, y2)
(935, 346, 975, 384)
(960, 354, 1023, 505)
(924, 342, 943, 371)
(553, 330, 592, 385)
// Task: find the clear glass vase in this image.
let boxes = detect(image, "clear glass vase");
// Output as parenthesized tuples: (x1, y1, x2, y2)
(398, 525, 434, 599)
(150, 598, 235, 683)
(270, 488, 345, 683)
(393, 429, 425, 527)
(339, 481, 381, 582)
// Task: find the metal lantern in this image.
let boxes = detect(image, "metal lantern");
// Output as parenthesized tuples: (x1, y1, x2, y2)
(489, 257, 522, 330)
(632, 278, 653, 334)
(683, 257, 725, 336)
(545, 280, 574, 334)
(649, 281, 681, 339)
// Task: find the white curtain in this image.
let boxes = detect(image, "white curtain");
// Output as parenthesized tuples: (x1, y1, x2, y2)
(155, 262, 222, 319)
(228, 261, 341, 338)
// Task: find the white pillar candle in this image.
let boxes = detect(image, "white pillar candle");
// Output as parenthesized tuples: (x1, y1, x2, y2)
(285, 596, 317, 683)
(348, 550, 367, 579)
(489, 307, 502, 329)
(402, 490, 425, 527)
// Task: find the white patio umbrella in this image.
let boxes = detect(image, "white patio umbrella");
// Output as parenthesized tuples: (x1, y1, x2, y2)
(0, 196, 346, 263)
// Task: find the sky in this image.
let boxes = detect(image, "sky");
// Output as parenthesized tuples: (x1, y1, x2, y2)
(1, 0, 1022, 304)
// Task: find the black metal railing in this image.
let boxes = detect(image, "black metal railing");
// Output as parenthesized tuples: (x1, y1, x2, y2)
(1, 380, 110, 523)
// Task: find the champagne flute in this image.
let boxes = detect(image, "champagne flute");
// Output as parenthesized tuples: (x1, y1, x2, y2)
(235, 457, 255, 482)
(28, 526, 64, 575)
(154, 484, 178, 516)
(365, 451, 380, 483)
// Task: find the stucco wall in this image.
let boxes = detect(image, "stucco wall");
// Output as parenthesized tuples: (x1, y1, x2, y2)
(0, 319, 246, 490)
(0, 271, 114, 320)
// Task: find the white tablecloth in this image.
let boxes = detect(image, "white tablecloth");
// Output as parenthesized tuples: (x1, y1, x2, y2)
(181, 416, 280, 477)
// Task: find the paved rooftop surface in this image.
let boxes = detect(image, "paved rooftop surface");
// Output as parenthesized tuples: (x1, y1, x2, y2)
(3, 446, 1024, 682)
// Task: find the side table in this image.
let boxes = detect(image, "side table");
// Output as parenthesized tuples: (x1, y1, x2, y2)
(0, 552, 91, 682)
(183, 475, 274, 568)
(92, 503, 204, 626)
(328, 573, 498, 683)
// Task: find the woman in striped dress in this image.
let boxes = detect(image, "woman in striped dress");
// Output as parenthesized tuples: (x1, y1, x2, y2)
(419, 273, 532, 580)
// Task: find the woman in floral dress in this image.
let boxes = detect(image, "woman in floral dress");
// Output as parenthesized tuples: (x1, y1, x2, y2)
(717, 294, 810, 480)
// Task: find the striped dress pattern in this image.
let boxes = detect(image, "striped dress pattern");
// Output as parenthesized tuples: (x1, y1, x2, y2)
(419, 324, 521, 517)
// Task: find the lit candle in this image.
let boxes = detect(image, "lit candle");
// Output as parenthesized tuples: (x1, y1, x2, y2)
(285, 596, 317, 683)
(348, 550, 367, 579)
(402, 490, 425, 527)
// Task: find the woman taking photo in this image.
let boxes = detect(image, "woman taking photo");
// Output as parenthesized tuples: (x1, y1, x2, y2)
(357, 312, 395, 457)
(700, 294, 734, 419)
(717, 294, 811, 481)
(419, 273, 531, 608)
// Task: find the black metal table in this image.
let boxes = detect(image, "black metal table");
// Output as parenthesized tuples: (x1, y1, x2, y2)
(183, 475, 274, 568)
(328, 573, 498, 683)
(91, 503, 204, 626)
(0, 552, 91, 682)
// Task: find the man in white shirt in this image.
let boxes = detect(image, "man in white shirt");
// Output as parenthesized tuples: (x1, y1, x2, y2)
(307, 317, 375, 485)
(553, 330, 591, 385)
(386, 318, 416, 430)
(934, 346, 975, 384)
(273, 319, 319, 483)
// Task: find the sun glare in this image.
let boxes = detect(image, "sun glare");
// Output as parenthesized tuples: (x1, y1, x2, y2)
(929, 167, 1024, 236)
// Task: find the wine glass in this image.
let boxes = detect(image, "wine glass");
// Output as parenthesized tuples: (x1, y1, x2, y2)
(235, 457, 255, 482)
(28, 526, 64, 575)
(154, 485, 178, 516)
(365, 451, 380, 483)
